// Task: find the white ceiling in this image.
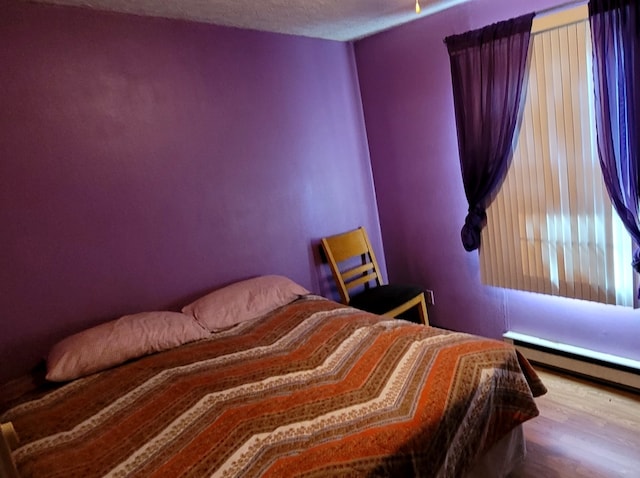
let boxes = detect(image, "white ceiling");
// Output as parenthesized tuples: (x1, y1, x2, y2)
(35, 0, 472, 41)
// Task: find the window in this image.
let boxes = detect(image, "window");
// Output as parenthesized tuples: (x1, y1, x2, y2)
(479, 5, 636, 307)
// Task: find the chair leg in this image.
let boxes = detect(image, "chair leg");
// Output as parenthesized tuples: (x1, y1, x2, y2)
(417, 295, 429, 326)
(382, 293, 429, 326)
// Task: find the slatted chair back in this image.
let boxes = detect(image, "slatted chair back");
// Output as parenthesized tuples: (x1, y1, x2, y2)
(320, 227, 384, 305)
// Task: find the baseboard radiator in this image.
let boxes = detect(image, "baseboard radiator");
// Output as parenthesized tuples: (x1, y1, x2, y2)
(503, 331, 640, 391)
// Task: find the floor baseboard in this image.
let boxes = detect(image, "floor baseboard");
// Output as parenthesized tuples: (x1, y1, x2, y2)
(503, 331, 640, 392)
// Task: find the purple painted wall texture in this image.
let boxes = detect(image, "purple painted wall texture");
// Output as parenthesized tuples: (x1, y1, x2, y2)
(0, 2, 383, 382)
(356, 0, 640, 361)
(3, 0, 637, 384)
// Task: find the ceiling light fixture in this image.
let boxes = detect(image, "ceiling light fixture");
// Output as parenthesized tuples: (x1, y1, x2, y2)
(415, 0, 421, 13)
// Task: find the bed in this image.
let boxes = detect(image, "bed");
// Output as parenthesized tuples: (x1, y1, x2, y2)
(0, 276, 545, 477)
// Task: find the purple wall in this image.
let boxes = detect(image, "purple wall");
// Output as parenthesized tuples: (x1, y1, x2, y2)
(0, 1, 383, 382)
(356, 0, 640, 362)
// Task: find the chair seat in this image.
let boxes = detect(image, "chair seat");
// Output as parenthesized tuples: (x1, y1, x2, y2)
(349, 284, 424, 316)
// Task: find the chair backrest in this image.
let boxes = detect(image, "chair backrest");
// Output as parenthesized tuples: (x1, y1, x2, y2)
(320, 227, 384, 305)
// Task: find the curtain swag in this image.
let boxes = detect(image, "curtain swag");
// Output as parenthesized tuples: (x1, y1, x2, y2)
(444, 13, 535, 252)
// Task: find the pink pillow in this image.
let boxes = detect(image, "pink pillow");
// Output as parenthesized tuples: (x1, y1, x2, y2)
(46, 311, 210, 382)
(181, 275, 309, 331)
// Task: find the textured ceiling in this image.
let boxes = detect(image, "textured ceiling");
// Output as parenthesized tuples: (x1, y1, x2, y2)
(35, 0, 472, 41)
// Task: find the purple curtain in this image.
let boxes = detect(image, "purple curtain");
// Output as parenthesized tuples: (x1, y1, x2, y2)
(589, 0, 640, 274)
(445, 13, 534, 251)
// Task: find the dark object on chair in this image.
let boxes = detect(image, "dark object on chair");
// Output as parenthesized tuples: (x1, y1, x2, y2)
(321, 227, 430, 325)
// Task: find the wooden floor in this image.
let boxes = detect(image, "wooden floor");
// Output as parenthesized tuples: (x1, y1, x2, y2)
(510, 367, 640, 478)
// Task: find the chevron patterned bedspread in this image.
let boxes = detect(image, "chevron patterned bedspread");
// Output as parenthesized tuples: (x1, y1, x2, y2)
(1, 296, 545, 477)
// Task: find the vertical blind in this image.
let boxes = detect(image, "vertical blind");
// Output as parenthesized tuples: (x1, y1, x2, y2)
(479, 6, 635, 307)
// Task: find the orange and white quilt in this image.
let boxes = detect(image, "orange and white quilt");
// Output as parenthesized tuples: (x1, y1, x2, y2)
(1, 296, 545, 477)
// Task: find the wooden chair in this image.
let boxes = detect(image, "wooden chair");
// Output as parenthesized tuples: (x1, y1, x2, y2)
(321, 227, 430, 325)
